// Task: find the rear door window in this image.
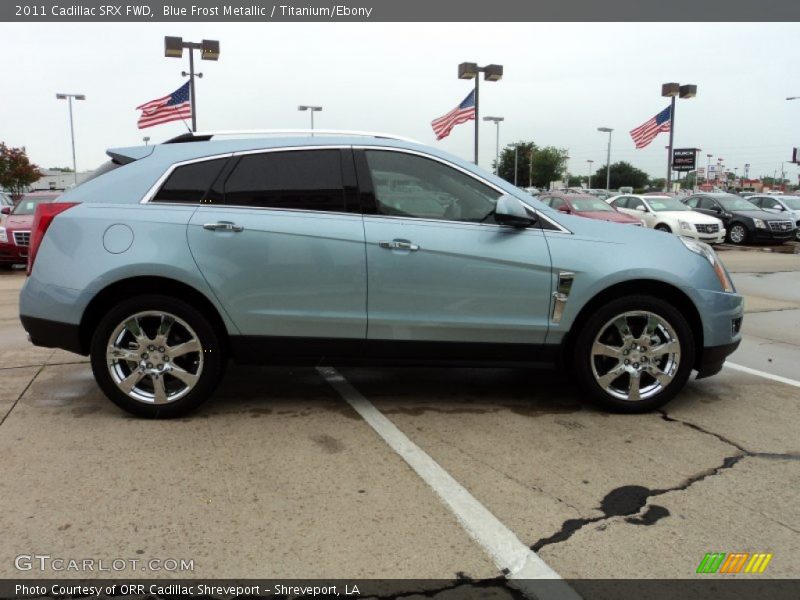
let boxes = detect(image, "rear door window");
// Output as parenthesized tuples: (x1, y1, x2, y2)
(223, 150, 346, 212)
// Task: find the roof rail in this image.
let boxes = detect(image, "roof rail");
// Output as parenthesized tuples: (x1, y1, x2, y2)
(163, 129, 420, 144)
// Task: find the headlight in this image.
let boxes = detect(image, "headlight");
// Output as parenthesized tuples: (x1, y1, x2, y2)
(0, 227, 7, 243)
(680, 238, 734, 292)
(679, 220, 692, 231)
(753, 218, 766, 229)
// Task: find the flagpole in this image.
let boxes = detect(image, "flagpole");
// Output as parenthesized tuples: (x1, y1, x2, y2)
(188, 48, 197, 132)
(474, 76, 479, 165)
(666, 95, 675, 191)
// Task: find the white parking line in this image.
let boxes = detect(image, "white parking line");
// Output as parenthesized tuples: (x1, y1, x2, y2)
(725, 362, 800, 388)
(317, 367, 581, 599)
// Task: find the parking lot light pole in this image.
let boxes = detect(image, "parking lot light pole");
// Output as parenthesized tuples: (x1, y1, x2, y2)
(458, 62, 504, 165)
(164, 36, 220, 132)
(143, 136, 150, 146)
(706, 153, 712, 185)
(597, 127, 613, 190)
(482, 116, 504, 175)
(56, 93, 85, 186)
(661, 82, 697, 191)
(587, 160, 594, 189)
(298, 105, 322, 134)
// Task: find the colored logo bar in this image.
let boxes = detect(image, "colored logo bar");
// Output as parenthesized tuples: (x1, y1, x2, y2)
(696, 552, 773, 574)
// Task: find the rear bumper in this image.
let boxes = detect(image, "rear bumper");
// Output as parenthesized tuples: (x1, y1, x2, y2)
(696, 340, 741, 379)
(19, 315, 85, 355)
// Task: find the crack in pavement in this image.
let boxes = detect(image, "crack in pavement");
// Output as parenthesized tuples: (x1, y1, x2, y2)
(531, 410, 800, 552)
(0, 362, 46, 428)
(421, 425, 584, 514)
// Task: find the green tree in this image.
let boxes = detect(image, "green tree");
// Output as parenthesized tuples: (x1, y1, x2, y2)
(0, 143, 42, 199)
(590, 161, 649, 191)
(494, 141, 536, 187)
(494, 143, 568, 189)
(649, 178, 666, 190)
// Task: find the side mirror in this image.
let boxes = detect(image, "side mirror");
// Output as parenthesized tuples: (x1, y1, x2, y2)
(0, 207, 10, 215)
(494, 194, 536, 228)
(634, 205, 647, 212)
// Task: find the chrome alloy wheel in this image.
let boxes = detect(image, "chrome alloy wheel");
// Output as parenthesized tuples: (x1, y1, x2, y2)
(590, 311, 681, 402)
(106, 311, 204, 405)
(729, 224, 746, 244)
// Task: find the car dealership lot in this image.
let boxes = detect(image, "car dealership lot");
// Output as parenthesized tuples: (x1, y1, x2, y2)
(0, 249, 798, 581)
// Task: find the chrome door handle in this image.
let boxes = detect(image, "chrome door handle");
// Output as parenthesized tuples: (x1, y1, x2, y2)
(379, 240, 419, 251)
(203, 221, 244, 232)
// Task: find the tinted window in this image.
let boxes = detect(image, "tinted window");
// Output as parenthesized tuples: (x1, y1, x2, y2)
(699, 198, 717, 210)
(550, 197, 565, 210)
(685, 197, 699, 208)
(224, 150, 345, 212)
(628, 197, 645, 210)
(153, 158, 228, 204)
(610, 197, 628, 208)
(365, 150, 500, 222)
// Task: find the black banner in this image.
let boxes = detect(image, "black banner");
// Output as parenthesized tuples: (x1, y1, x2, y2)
(2, 0, 800, 22)
(2, 579, 800, 600)
(672, 148, 698, 172)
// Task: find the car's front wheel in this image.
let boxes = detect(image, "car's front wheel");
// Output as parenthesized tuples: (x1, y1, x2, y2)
(655, 224, 672, 233)
(574, 295, 695, 412)
(728, 223, 748, 245)
(90, 294, 224, 418)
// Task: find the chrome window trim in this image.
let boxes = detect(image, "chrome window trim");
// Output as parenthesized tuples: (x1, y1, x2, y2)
(355, 145, 572, 234)
(139, 144, 573, 234)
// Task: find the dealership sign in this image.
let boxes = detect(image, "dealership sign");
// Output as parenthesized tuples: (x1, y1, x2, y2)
(672, 148, 697, 172)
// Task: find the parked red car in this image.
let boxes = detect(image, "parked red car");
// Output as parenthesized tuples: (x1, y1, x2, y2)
(538, 192, 644, 225)
(0, 192, 61, 267)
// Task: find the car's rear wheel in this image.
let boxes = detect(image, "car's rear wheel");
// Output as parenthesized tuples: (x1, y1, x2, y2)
(90, 294, 224, 418)
(728, 223, 748, 245)
(655, 224, 672, 233)
(574, 295, 695, 412)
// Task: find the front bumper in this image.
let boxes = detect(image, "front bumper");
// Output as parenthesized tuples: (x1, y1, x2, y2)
(682, 229, 726, 244)
(696, 340, 741, 378)
(0, 241, 27, 264)
(752, 228, 797, 243)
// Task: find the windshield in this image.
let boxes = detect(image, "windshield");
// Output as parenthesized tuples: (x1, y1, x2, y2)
(646, 197, 690, 211)
(781, 197, 800, 210)
(570, 198, 615, 212)
(718, 197, 759, 211)
(12, 196, 59, 216)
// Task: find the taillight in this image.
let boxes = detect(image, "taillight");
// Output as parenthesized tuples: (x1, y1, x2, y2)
(27, 202, 79, 276)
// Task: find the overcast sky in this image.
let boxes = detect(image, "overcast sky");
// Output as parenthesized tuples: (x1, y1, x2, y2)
(1, 22, 799, 181)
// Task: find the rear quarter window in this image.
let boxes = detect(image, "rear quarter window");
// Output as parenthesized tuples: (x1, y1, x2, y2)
(152, 158, 229, 204)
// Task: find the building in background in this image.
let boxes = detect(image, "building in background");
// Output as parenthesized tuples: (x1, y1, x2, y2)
(29, 169, 92, 191)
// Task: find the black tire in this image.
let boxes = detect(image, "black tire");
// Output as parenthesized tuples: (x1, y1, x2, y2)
(90, 294, 225, 418)
(573, 295, 695, 413)
(727, 223, 748, 245)
(654, 224, 672, 233)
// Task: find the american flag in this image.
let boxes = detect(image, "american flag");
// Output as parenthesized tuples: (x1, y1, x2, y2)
(431, 90, 475, 141)
(630, 105, 672, 149)
(136, 82, 192, 129)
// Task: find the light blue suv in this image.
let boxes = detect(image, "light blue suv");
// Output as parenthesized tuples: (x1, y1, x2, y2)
(19, 131, 743, 417)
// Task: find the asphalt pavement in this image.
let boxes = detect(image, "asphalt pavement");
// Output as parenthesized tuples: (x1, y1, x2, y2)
(0, 248, 797, 584)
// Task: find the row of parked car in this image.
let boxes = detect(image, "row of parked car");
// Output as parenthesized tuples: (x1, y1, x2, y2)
(537, 190, 799, 245)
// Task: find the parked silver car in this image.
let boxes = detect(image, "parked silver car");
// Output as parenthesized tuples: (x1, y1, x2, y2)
(19, 131, 743, 417)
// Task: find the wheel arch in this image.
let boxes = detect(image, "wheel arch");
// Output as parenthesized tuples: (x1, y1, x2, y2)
(79, 276, 231, 357)
(561, 279, 704, 371)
